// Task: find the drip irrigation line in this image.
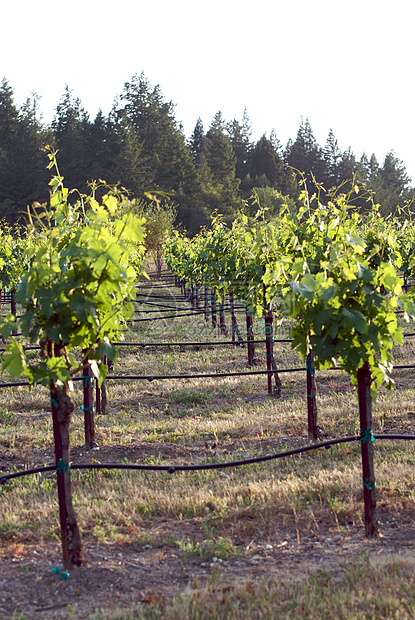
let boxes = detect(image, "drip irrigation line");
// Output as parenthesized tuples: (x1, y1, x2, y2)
(129, 310, 208, 322)
(104, 368, 309, 381)
(114, 339, 269, 347)
(1, 362, 414, 389)
(0, 375, 98, 389)
(130, 308, 247, 322)
(0, 339, 270, 353)
(135, 294, 186, 301)
(135, 297, 187, 304)
(2, 434, 415, 484)
(134, 305, 192, 313)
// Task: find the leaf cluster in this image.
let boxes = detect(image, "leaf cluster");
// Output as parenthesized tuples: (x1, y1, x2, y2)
(166, 182, 415, 396)
(0, 149, 146, 387)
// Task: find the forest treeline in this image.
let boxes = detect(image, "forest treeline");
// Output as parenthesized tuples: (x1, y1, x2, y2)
(0, 73, 414, 234)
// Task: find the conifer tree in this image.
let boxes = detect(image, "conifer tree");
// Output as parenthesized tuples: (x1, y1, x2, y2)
(249, 134, 285, 190)
(285, 117, 324, 190)
(189, 117, 205, 169)
(120, 72, 198, 202)
(0, 79, 19, 212)
(228, 107, 253, 183)
(52, 86, 90, 191)
(370, 151, 412, 216)
(323, 129, 342, 188)
(205, 112, 239, 189)
(0, 81, 49, 220)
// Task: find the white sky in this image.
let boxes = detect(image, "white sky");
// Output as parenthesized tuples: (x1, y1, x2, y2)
(2, 0, 415, 184)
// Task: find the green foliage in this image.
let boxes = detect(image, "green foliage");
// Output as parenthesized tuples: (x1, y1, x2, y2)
(0, 148, 146, 387)
(166, 180, 415, 397)
(142, 196, 177, 273)
(267, 184, 415, 395)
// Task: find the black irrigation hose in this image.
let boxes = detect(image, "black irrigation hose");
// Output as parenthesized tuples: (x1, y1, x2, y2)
(2, 434, 415, 484)
(134, 306, 196, 314)
(0, 376, 95, 389)
(130, 309, 247, 322)
(115, 339, 271, 347)
(1, 362, 415, 389)
(129, 310, 211, 321)
(104, 368, 307, 381)
(0, 339, 270, 353)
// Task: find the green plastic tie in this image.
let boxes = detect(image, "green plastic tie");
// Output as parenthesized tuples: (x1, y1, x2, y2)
(52, 397, 59, 408)
(81, 406, 94, 412)
(306, 358, 314, 378)
(56, 459, 70, 473)
(361, 429, 375, 443)
(51, 567, 69, 580)
(364, 478, 375, 491)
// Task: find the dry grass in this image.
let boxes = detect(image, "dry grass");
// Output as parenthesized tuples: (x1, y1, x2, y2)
(1, 278, 415, 618)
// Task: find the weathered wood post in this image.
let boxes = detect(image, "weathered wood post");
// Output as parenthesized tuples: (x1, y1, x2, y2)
(51, 382, 83, 570)
(246, 310, 256, 366)
(229, 290, 243, 345)
(357, 360, 378, 538)
(219, 296, 228, 336)
(82, 357, 96, 449)
(10, 289, 17, 335)
(204, 286, 209, 322)
(211, 290, 217, 328)
(306, 351, 319, 440)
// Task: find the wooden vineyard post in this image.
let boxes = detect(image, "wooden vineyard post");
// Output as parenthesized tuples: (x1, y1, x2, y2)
(82, 357, 96, 449)
(95, 377, 101, 415)
(190, 282, 195, 309)
(357, 361, 378, 538)
(97, 363, 108, 415)
(211, 290, 217, 328)
(264, 305, 282, 397)
(204, 286, 209, 322)
(246, 311, 256, 366)
(229, 290, 244, 345)
(306, 351, 319, 440)
(10, 289, 17, 335)
(51, 382, 83, 570)
(219, 298, 228, 336)
(230, 290, 236, 343)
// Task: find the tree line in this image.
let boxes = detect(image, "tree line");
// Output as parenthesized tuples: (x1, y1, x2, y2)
(1, 73, 414, 234)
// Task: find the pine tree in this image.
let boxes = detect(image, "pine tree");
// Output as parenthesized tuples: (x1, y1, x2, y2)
(323, 129, 342, 188)
(0, 81, 49, 220)
(9, 94, 50, 213)
(249, 134, 285, 189)
(228, 107, 253, 183)
(285, 117, 324, 190)
(205, 112, 237, 186)
(189, 117, 205, 169)
(0, 79, 19, 211)
(269, 128, 283, 158)
(370, 151, 412, 216)
(359, 153, 370, 185)
(120, 72, 198, 199)
(52, 86, 91, 191)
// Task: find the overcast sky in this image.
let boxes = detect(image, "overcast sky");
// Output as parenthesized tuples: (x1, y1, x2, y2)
(2, 0, 414, 183)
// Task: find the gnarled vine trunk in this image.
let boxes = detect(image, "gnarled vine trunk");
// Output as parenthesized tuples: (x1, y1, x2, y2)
(357, 361, 378, 538)
(51, 380, 83, 570)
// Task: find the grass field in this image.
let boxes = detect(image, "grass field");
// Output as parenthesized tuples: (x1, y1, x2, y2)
(1, 275, 415, 619)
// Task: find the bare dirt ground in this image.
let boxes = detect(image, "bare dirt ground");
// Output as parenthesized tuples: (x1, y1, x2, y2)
(2, 439, 415, 619)
(2, 518, 415, 619)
